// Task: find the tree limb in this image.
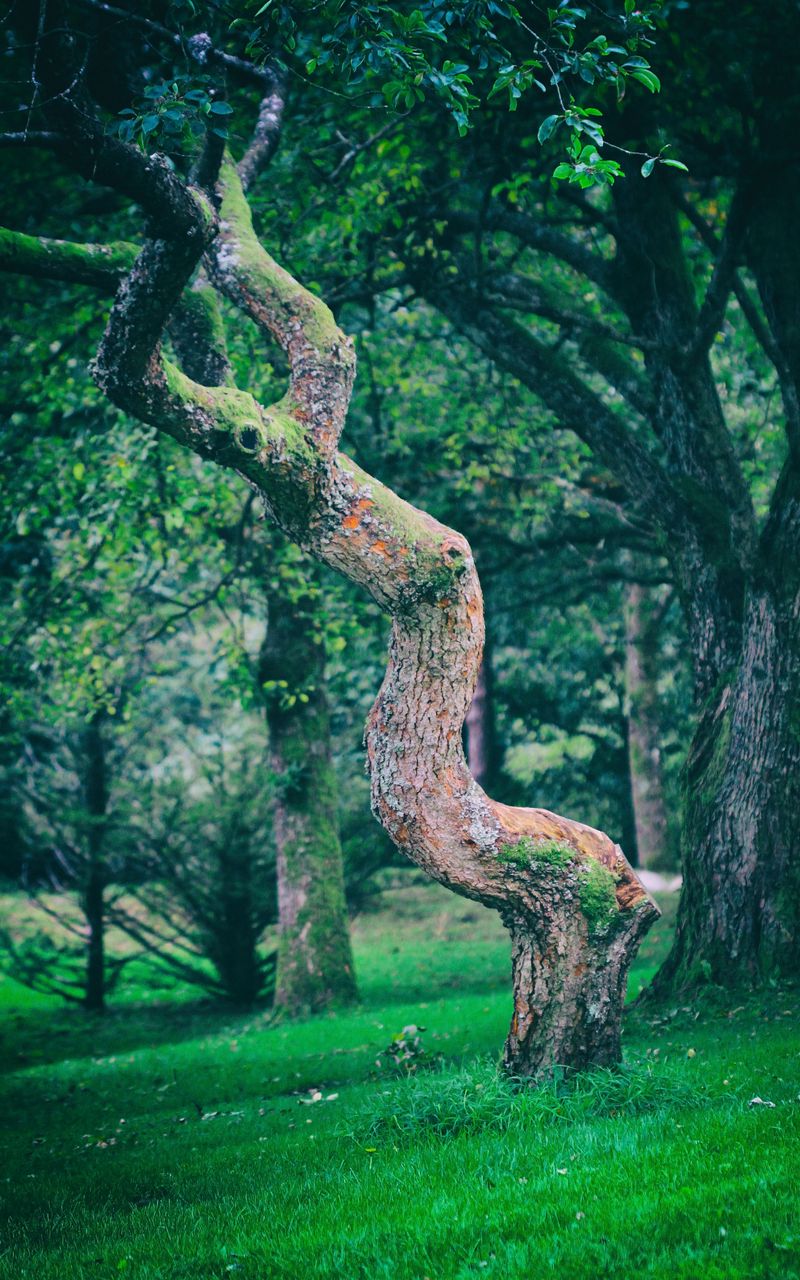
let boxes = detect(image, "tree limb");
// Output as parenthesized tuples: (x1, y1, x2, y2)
(0, 227, 137, 289)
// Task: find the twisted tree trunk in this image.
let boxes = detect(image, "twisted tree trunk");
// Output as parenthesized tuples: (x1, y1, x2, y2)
(0, 119, 659, 1069)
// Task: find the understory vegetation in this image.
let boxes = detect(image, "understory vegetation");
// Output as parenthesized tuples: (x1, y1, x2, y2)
(1, 879, 798, 1280)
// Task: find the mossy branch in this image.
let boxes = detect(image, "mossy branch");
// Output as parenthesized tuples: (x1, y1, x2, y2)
(0, 227, 137, 290)
(207, 156, 356, 460)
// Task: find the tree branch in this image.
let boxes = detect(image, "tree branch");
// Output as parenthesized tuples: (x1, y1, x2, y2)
(206, 155, 356, 462)
(487, 270, 658, 350)
(433, 286, 683, 528)
(685, 187, 751, 363)
(72, 0, 278, 89)
(444, 207, 620, 299)
(0, 227, 137, 289)
(238, 71, 288, 193)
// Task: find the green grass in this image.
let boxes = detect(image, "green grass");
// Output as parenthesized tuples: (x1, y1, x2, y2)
(0, 877, 798, 1279)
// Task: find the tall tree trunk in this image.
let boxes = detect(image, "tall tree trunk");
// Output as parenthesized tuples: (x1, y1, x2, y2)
(260, 589, 358, 1014)
(656, 164, 800, 988)
(81, 714, 107, 1012)
(624, 582, 671, 870)
(655, 588, 800, 989)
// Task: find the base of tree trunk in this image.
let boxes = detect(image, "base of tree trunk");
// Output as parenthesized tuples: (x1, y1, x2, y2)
(502, 897, 657, 1075)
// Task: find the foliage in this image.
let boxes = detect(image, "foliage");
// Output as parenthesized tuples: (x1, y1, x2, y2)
(375, 1023, 442, 1075)
(112, 77, 235, 150)
(240, 0, 671, 182)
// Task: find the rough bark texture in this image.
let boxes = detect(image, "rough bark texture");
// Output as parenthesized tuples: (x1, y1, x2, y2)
(624, 583, 671, 870)
(260, 591, 357, 1014)
(657, 585, 800, 989)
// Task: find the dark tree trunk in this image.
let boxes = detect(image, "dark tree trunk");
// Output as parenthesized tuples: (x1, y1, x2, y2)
(81, 715, 108, 1012)
(260, 588, 358, 1014)
(211, 840, 263, 1007)
(465, 640, 500, 791)
(656, 163, 800, 989)
(624, 583, 671, 869)
(656, 588, 800, 988)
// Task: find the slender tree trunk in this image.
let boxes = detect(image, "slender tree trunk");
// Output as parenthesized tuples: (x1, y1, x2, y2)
(81, 715, 107, 1012)
(655, 589, 800, 989)
(260, 589, 358, 1014)
(213, 840, 262, 1007)
(624, 583, 671, 870)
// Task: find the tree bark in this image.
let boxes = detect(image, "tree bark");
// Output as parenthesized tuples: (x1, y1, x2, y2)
(260, 588, 358, 1014)
(81, 715, 108, 1012)
(624, 583, 671, 870)
(655, 588, 800, 988)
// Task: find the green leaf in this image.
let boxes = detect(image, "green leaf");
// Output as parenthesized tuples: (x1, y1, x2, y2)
(537, 114, 561, 143)
(209, 101, 234, 115)
(630, 68, 660, 93)
(72, 462, 85, 482)
(661, 158, 689, 171)
(641, 157, 657, 178)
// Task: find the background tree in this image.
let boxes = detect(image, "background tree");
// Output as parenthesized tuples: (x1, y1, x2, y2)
(260, 574, 358, 1013)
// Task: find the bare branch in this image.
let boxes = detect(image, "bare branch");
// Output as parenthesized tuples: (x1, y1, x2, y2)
(238, 69, 288, 193)
(685, 187, 751, 363)
(444, 207, 620, 299)
(487, 270, 657, 350)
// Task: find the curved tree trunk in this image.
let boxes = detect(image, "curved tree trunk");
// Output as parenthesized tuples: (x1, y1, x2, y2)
(260, 588, 357, 1014)
(101, 154, 658, 1071)
(0, 73, 659, 1069)
(624, 582, 671, 870)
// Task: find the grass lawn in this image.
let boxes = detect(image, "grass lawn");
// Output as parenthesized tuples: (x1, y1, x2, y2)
(0, 877, 798, 1279)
